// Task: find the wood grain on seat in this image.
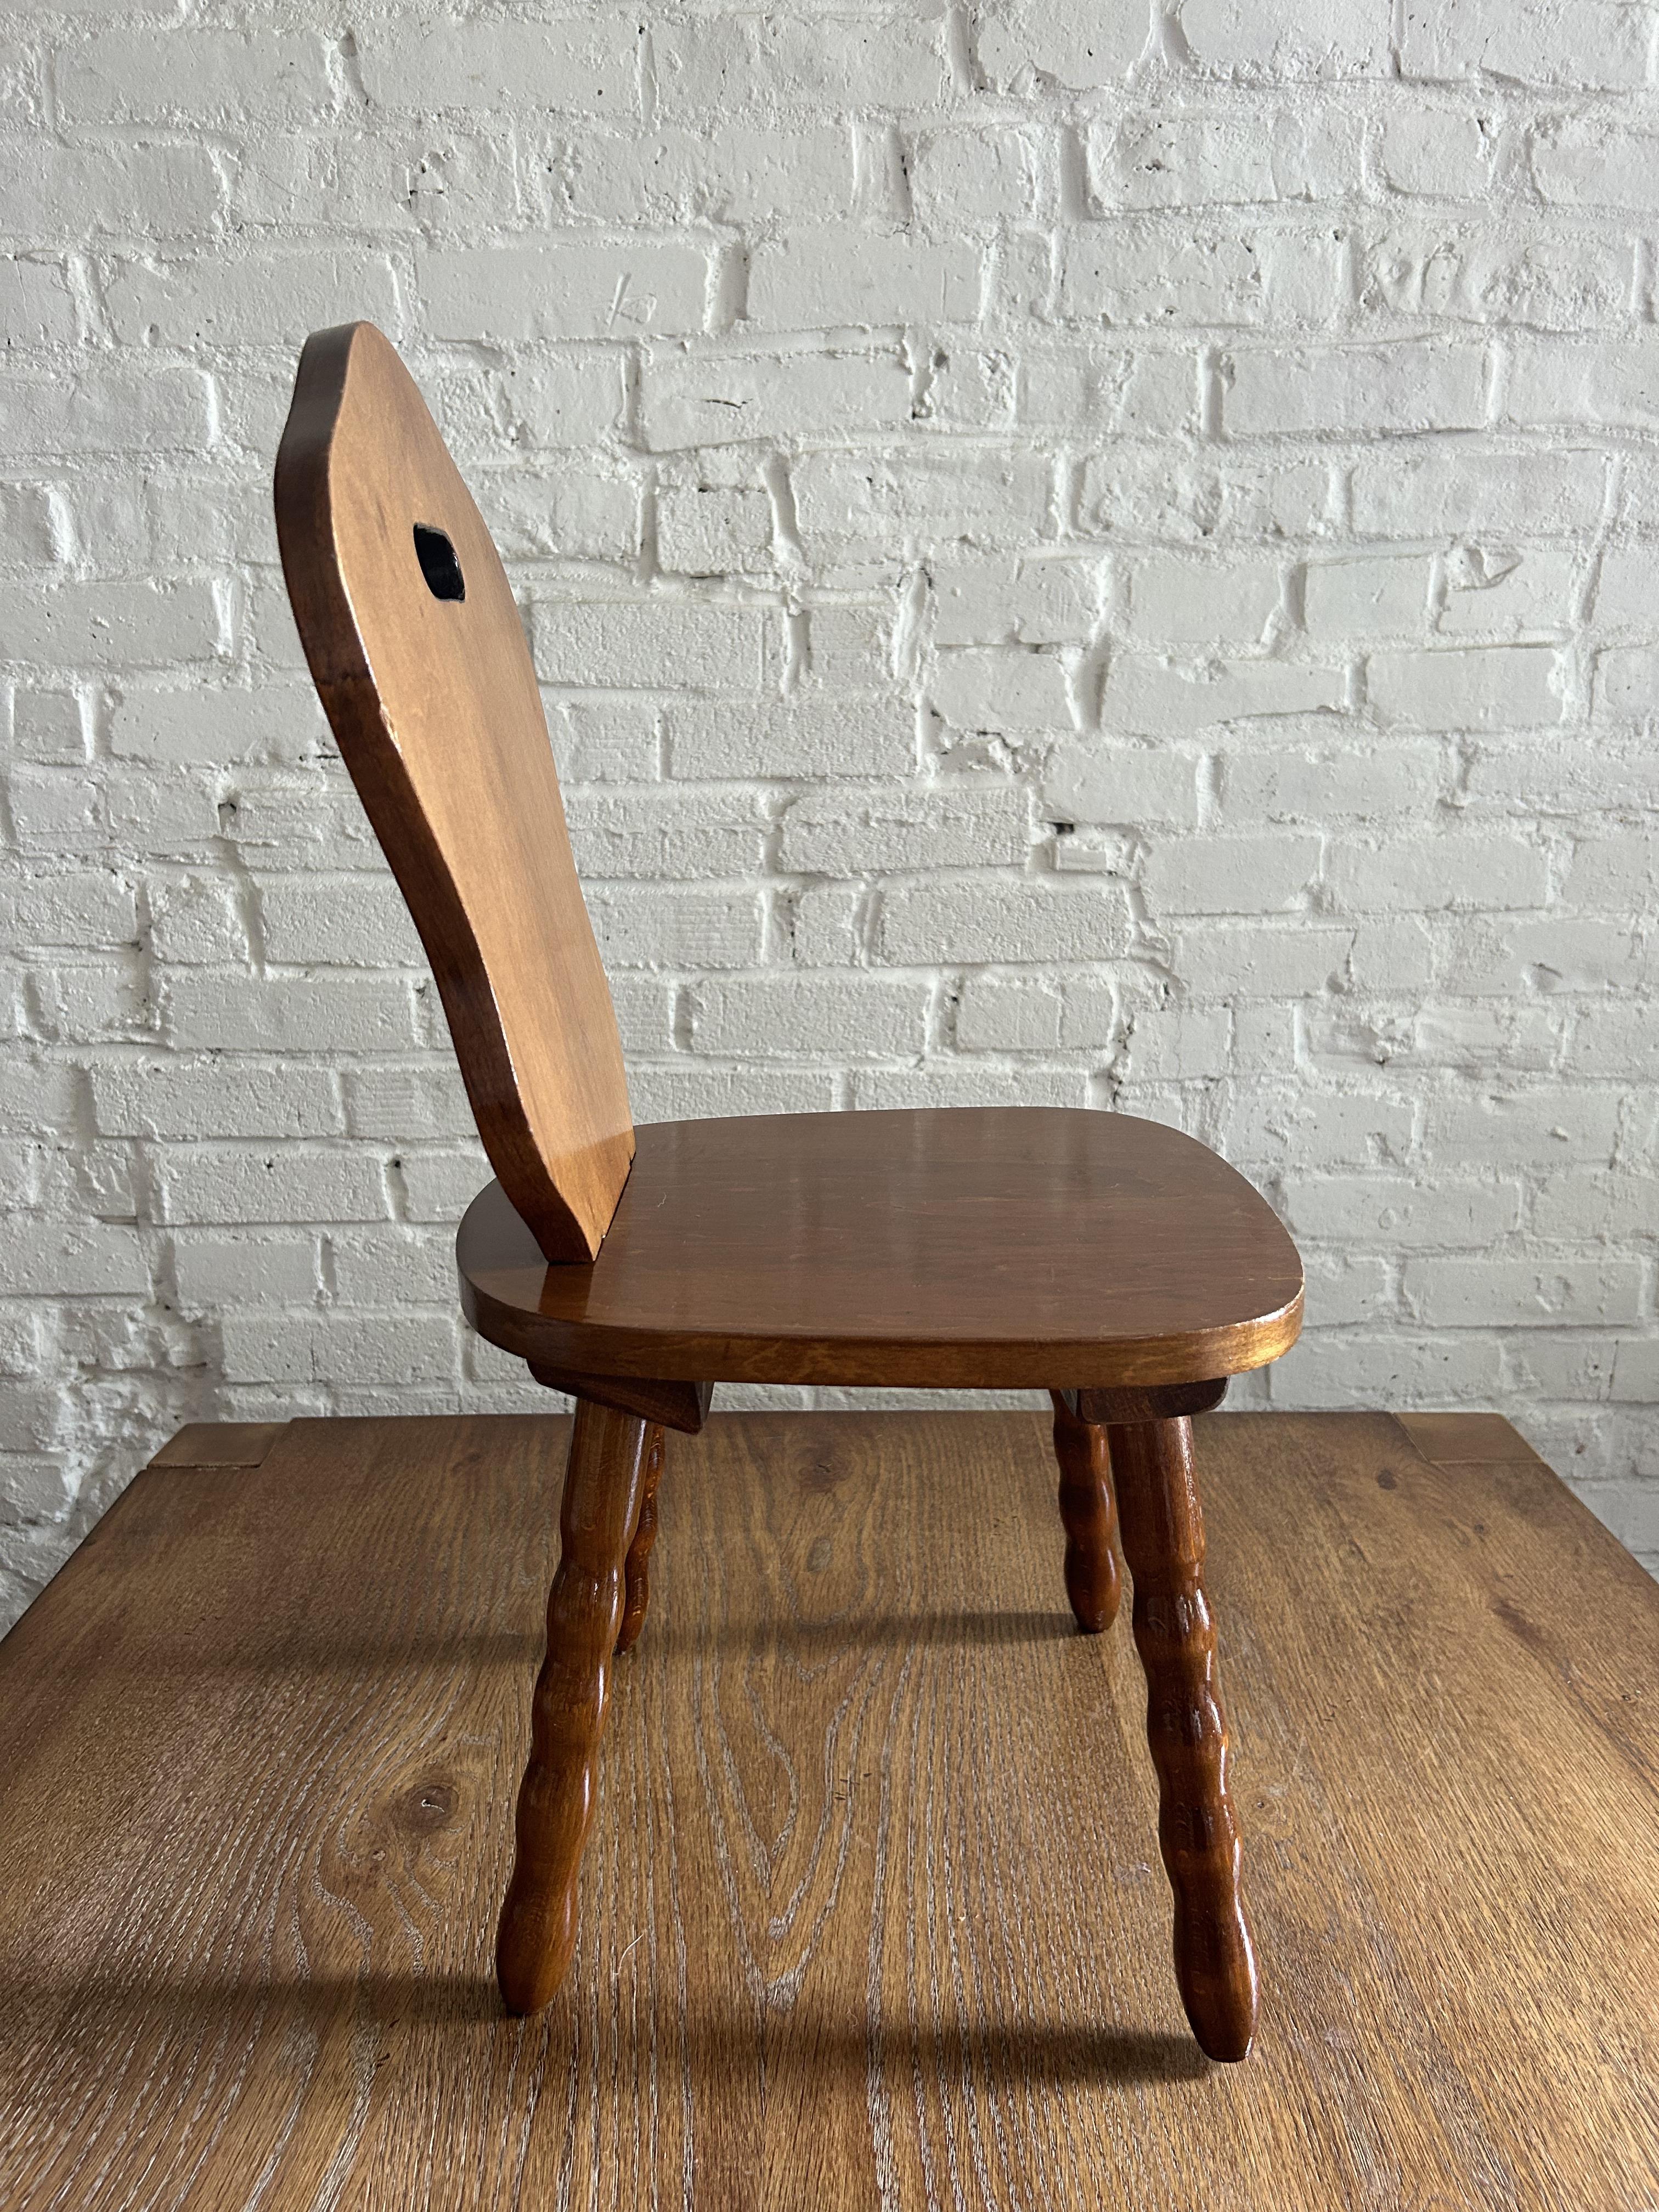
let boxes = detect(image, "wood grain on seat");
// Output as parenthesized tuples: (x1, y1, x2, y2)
(459, 1107, 1305, 1388)
(275, 321, 633, 1263)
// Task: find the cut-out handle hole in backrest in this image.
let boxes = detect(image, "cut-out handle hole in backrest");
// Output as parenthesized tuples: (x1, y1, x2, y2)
(413, 523, 465, 602)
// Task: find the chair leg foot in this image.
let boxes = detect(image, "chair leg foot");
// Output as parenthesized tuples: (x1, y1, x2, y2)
(496, 1398, 649, 2016)
(1108, 1414, 1259, 2062)
(615, 1423, 664, 1655)
(1048, 1390, 1121, 1632)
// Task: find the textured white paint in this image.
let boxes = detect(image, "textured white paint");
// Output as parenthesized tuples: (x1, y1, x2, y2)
(4, 0, 1659, 1626)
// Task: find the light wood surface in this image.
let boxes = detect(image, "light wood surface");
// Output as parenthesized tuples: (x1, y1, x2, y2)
(275, 322, 634, 1262)
(2, 1409, 1656, 2208)
(459, 1108, 1305, 1387)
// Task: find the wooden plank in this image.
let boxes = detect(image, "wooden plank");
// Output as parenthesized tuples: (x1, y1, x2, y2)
(1394, 1410, 1547, 1465)
(0, 1410, 1655, 2209)
(148, 1420, 290, 1469)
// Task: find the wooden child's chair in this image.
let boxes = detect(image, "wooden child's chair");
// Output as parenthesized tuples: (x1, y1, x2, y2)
(275, 323, 1304, 2063)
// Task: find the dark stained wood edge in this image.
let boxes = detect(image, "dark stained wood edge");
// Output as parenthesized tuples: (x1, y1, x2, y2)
(1070, 1380, 1229, 1425)
(527, 1365, 713, 1435)
(274, 324, 620, 1265)
(464, 1277, 1304, 1391)
(149, 1422, 290, 1470)
(1392, 1412, 1544, 1466)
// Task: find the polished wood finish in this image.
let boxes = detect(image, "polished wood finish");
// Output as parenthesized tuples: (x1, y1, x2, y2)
(1048, 1390, 1121, 1632)
(495, 1401, 648, 2015)
(528, 1363, 712, 1434)
(275, 323, 633, 1262)
(1108, 1415, 1257, 2061)
(616, 1423, 665, 1656)
(4, 1409, 1657, 2208)
(459, 1109, 1304, 1389)
(273, 327, 1305, 2053)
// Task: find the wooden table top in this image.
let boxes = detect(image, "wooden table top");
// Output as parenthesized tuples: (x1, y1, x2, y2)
(1, 1409, 1655, 2209)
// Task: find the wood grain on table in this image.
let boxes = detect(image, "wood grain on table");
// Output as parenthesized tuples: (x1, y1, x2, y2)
(0, 1410, 1655, 2209)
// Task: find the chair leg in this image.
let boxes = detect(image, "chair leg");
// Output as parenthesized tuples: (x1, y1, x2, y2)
(1107, 1414, 1259, 2062)
(615, 1422, 665, 1655)
(1048, 1390, 1121, 1632)
(496, 1397, 650, 2016)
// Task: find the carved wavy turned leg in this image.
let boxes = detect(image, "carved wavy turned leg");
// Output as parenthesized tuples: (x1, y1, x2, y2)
(1048, 1390, 1121, 1633)
(615, 1422, 665, 1655)
(496, 1398, 649, 2016)
(1108, 1414, 1259, 2062)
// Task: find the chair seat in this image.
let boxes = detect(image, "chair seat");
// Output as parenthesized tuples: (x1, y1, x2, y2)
(458, 1107, 1303, 1390)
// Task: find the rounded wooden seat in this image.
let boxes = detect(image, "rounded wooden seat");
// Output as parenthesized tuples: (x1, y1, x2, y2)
(459, 1106, 1304, 1390)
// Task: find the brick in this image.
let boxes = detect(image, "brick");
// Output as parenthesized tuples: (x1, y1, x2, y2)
(58, 33, 331, 122)
(1044, 740, 1200, 827)
(423, 241, 708, 341)
(1401, 0, 1650, 88)
(4, 581, 223, 669)
(851, 1063, 1087, 1108)
(1143, 833, 1321, 914)
(1328, 832, 1547, 911)
(1349, 448, 1607, 537)
(562, 125, 854, 225)
(1424, 1088, 1620, 1167)
(1380, 110, 1499, 199)
(1508, 337, 1659, 428)
(1220, 741, 1442, 821)
(154, 1144, 389, 1227)
(1272, 1333, 1504, 1409)
(1367, 645, 1562, 730)
(1102, 654, 1344, 736)
(1437, 548, 1576, 639)
(1286, 1175, 1520, 1246)
(566, 788, 766, 878)
(657, 486, 773, 575)
(1174, 922, 1353, 996)
(641, 347, 910, 450)
(748, 231, 980, 329)
(108, 247, 401, 347)
(164, 972, 417, 1053)
(358, 20, 637, 112)
(1120, 1006, 1230, 1077)
(220, 1309, 456, 1387)
(1180, 0, 1391, 76)
(533, 596, 771, 691)
(957, 974, 1064, 1049)
(1060, 227, 1342, 328)
(977, 0, 1146, 88)
(0, 869, 135, 947)
(1406, 1258, 1643, 1329)
(932, 555, 1102, 647)
(689, 974, 928, 1057)
(626, 1063, 837, 1121)
(6, 1221, 150, 1295)
(667, 699, 913, 779)
(1357, 228, 1631, 332)
(173, 1232, 318, 1311)
(1127, 555, 1283, 644)
(1304, 555, 1431, 639)
(1224, 343, 1488, 436)
(878, 879, 1130, 964)
(0, 259, 75, 347)
(584, 885, 764, 969)
(778, 783, 1030, 872)
(1533, 121, 1659, 212)
(1593, 646, 1659, 723)
(930, 648, 1071, 731)
(93, 1058, 341, 1139)
(910, 131, 1033, 226)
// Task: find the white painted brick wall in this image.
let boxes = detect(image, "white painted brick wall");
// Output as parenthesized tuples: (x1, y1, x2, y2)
(4, 0, 1659, 1626)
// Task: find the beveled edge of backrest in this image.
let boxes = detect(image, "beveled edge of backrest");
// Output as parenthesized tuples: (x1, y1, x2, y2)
(274, 321, 632, 1263)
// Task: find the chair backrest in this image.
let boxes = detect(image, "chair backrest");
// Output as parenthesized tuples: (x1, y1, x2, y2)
(274, 322, 633, 1263)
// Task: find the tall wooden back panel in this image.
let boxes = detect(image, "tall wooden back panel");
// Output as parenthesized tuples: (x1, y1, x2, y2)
(275, 322, 633, 1262)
